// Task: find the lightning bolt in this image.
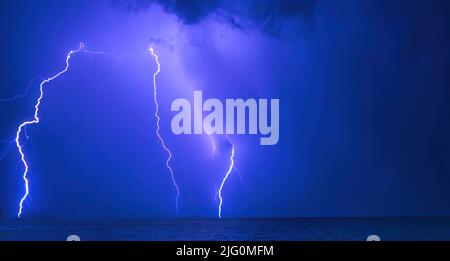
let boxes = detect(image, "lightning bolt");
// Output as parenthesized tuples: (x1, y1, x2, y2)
(217, 136, 235, 218)
(1, 78, 39, 164)
(15, 42, 85, 218)
(149, 45, 180, 213)
(12, 42, 180, 217)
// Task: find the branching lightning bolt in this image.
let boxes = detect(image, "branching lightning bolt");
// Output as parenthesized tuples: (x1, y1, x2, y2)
(207, 133, 216, 158)
(217, 136, 235, 218)
(149, 45, 180, 213)
(15, 43, 85, 218)
(0, 77, 41, 103)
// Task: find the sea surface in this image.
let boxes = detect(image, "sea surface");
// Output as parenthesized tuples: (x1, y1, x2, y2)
(1, 218, 450, 241)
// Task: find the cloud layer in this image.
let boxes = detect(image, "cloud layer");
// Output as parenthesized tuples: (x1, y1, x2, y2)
(112, 0, 318, 35)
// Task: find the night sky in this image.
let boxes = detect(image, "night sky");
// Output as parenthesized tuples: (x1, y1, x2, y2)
(1, 0, 450, 218)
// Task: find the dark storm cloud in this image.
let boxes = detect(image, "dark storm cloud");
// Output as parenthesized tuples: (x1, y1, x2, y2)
(112, 0, 318, 34)
(113, 0, 221, 24)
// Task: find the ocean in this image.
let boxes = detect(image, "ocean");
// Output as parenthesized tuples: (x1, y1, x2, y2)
(1, 218, 450, 241)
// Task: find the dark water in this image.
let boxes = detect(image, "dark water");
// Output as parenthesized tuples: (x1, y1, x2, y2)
(1, 218, 450, 241)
